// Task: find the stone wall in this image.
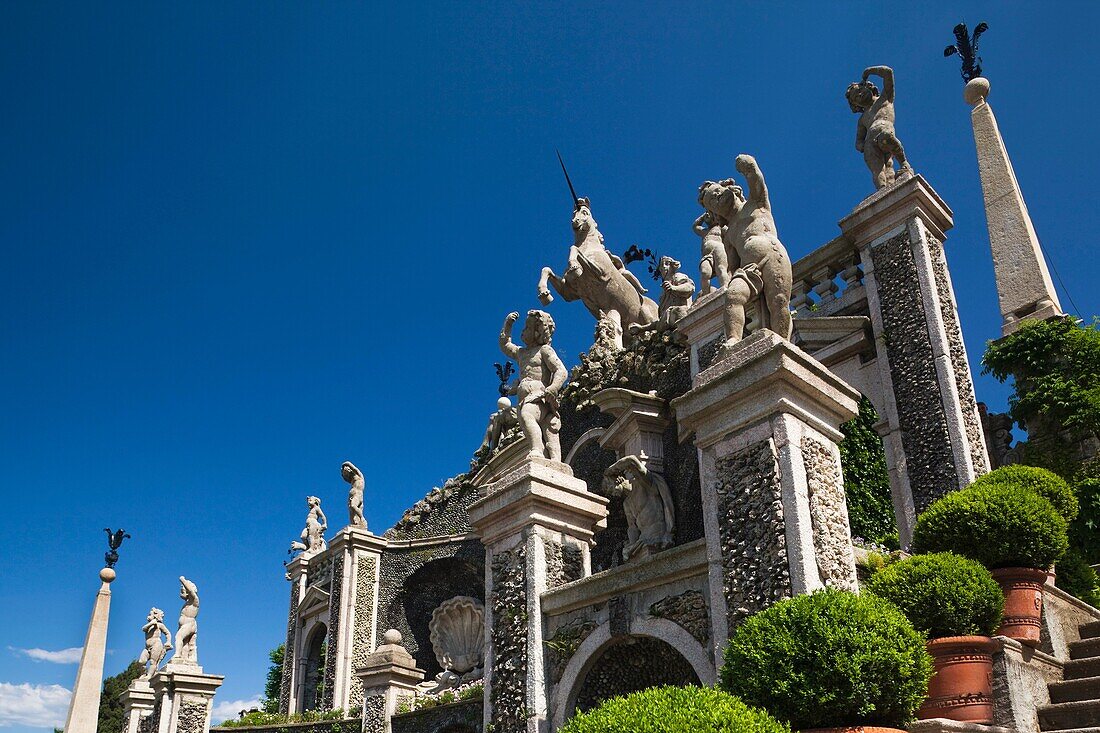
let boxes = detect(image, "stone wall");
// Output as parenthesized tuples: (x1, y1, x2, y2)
(212, 719, 362, 733)
(802, 437, 857, 590)
(279, 578, 302, 714)
(488, 545, 527, 733)
(573, 636, 699, 713)
(390, 699, 481, 733)
(321, 553, 344, 710)
(348, 554, 378, 708)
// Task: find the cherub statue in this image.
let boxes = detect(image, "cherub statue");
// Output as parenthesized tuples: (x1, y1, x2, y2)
(342, 461, 367, 529)
(699, 154, 793, 348)
(474, 397, 519, 462)
(498, 310, 567, 461)
(846, 65, 912, 190)
(139, 607, 172, 679)
(602, 454, 675, 561)
(290, 496, 328, 557)
(693, 208, 730, 296)
(538, 198, 659, 349)
(175, 577, 199, 664)
(629, 256, 695, 336)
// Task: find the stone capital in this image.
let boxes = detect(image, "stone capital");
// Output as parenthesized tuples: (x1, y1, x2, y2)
(468, 456, 608, 547)
(328, 526, 387, 555)
(672, 330, 859, 448)
(592, 387, 670, 469)
(839, 173, 953, 246)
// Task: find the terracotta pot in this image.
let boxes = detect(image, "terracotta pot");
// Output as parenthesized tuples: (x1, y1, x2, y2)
(802, 728, 906, 733)
(918, 635, 995, 724)
(991, 566, 1048, 645)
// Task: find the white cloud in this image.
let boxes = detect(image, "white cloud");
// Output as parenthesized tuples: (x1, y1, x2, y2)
(10, 648, 83, 665)
(210, 698, 263, 726)
(0, 682, 71, 728)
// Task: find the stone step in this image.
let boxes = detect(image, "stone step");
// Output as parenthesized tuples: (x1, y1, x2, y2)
(1039, 699, 1100, 731)
(1081, 620, 1100, 640)
(1050, 676, 1100, 703)
(1066, 656, 1100, 681)
(1036, 729, 1100, 733)
(1070, 637, 1100, 660)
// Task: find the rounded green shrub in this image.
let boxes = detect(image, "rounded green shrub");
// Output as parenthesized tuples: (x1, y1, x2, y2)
(912, 484, 1068, 570)
(1055, 547, 1100, 607)
(867, 552, 1003, 638)
(719, 588, 931, 730)
(559, 685, 788, 733)
(971, 465, 1078, 522)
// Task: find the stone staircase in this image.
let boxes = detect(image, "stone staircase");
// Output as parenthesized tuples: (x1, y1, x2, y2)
(1040, 620, 1100, 733)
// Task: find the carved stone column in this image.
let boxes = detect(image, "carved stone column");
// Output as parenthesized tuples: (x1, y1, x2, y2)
(150, 664, 223, 733)
(672, 330, 860, 670)
(356, 630, 425, 733)
(121, 679, 156, 733)
(840, 173, 990, 545)
(468, 457, 608, 733)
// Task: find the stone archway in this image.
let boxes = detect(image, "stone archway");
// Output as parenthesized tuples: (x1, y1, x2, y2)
(571, 634, 700, 714)
(299, 623, 327, 711)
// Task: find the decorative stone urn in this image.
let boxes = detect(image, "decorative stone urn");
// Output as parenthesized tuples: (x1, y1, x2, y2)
(991, 567, 1047, 645)
(918, 636, 996, 724)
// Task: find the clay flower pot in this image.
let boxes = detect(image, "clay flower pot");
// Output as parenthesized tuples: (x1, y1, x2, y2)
(802, 727, 907, 733)
(918, 636, 995, 723)
(991, 567, 1048, 645)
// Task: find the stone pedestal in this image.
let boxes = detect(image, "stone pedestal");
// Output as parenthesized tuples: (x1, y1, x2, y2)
(965, 78, 1063, 336)
(468, 457, 608, 733)
(356, 630, 425, 733)
(150, 664, 224, 733)
(122, 678, 157, 733)
(63, 567, 116, 733)
(840, 173, 990, 545)
(591, 388, 670, 471)
(281, 527, 386, 714)
(672, 330, 860, 669)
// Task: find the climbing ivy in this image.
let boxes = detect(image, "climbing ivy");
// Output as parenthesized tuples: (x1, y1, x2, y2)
(838, 396, 897, 548)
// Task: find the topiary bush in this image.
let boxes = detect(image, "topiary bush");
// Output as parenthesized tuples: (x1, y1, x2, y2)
(719, 588, 931, 730)
(970, 465, 1078, 522)
(912, 484, 1068, 570)
(559, 685, 788, 733)
(1055, 547, 1100, 608)
(866, 552, 1003, 638)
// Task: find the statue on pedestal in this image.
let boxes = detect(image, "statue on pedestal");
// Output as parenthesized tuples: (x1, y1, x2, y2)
(846, 65, 912, 190)
(537, 197, 659, 349)
(699, 154, 793, 349)
(289, 496, 328, 558)
(603, 454, 675, 561)
(342, 461, 367, 529)
(175, 577, 200, 665)
(693, 209, 730, 296)
(629, 256, 695, 336)
(139, 607, 172, 679)
(498, 310, 567, 461)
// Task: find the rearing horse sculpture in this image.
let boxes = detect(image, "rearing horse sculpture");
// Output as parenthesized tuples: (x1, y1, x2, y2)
(537, 198, 659, 349)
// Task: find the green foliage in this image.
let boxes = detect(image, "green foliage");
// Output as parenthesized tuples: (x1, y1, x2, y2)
(1055, 547, 1100, 607)
(559, 686, 788, 733)
(216, 707, 357, 729)
(1072, 475, 1100, 563)
(262, 645, 285, 713)
(867, 552, 1003, 638)
(838, 397, 897, 545)
(912, 484, 1069, 569)
(971, 465, 1078, 522)
(982, 317, 1100, 439)
(97, 660, 144, 733)
(719, 588, 932, 730)
(396, 683, 484, 713)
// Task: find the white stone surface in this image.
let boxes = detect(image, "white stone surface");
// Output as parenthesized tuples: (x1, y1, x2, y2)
(62, 568, 115, 733)
(139, 607, 173, 680)
(966, 77, 1063, 335)
(343, 462, 367, 530)
(498, 310, 568, 462)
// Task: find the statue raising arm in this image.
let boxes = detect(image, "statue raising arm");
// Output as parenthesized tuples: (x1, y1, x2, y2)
(735, 154, 770, 210)
(542, 344, 568, 398)
(862, 65, 895, 102)
(499, 312, 522, 359)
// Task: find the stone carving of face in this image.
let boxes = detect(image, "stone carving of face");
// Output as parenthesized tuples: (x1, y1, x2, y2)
(341, 462, 356, 482)
(846, 81, 878, 112)
(572, 203, 596, 234)
(701, 181, 744, 221)
(521, 310, 553, 346)
(659, 256, 680, 278)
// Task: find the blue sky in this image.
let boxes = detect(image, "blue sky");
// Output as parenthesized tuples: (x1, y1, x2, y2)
(3, 2, 1099, 731)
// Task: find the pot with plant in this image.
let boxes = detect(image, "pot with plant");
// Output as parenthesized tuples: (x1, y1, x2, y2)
(912, 483, 1069, 645)
(720, 588, 932, 733)
(867, 552, 1003, 723)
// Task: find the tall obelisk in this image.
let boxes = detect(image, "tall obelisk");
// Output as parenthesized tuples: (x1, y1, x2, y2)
(64, 530, 129, 733)
(965, 75, 1064, 335)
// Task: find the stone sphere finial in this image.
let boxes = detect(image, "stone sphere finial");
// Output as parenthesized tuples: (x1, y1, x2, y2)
(964, 77, 990, 106)
(383, 629, 402, 645)
(99, 567, 117, 583)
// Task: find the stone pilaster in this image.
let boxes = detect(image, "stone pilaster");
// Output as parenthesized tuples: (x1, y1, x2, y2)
(150, 664, 223, 733)
(280, 558, 308, 715)
(121, 678, 156, 733)
(840, 173, 990, 545)
(63, 567, 116, 733)
(672, 330, 860, 669)
(356, 630, 425, 733)
(468, 457, 608, 733)
(964, 77, 1063, 336)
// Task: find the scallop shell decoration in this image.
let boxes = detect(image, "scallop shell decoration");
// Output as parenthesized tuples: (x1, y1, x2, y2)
(428, 596, 485, 674)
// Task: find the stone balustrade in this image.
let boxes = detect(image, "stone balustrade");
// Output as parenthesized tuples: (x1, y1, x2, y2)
(790, 235, 866, 319)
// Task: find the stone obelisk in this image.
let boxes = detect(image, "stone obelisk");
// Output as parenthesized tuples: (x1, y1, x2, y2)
(63, 565, 117, 733)
(965, 76, 1063, 336)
